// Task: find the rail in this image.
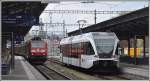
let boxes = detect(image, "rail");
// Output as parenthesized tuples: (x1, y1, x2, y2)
(46, 58, 148, 80)
(35, 65, 72, 80)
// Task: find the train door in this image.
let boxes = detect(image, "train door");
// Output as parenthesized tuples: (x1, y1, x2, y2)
(81, 42, 95, 68)
(68, 44, 72, 65)
(62, 44, 69, 64)
(62, 44, 71, 65)
(69, 43, 82, 67)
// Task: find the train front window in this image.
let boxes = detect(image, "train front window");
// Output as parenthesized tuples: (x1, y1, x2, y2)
(31, 41, 44, 48)
(94, 39, 115, 54)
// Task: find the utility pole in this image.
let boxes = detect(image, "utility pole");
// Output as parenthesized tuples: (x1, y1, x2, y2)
(63, 20, 65, 38)
(46, 23, 47, 39)
(77, 20, 87, 35)
(94, 9, 97, 24)
(49, 12, 52, 24)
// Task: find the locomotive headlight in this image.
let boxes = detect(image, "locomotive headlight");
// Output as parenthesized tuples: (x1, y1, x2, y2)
(112, 55, 117, 58)
(94, 55, 99, 58)
(40, 50, 45, 52)
(31, 50, 36, 52)
(112, 55, 115, 58)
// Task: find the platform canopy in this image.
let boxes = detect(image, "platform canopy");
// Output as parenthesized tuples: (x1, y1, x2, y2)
(68, 7, 149, 39)
(2, 2, 48, 37)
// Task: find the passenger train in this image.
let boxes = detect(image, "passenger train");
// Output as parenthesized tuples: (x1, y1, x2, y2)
(15, 37, 48, 64)
(60, 32, 120, 71)
(26, 37, 48, 63)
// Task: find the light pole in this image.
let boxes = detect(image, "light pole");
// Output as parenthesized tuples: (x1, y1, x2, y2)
(77, 20, 87, 35)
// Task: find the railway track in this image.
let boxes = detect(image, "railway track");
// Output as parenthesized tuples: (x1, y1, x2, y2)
(47, 59, 130, 80)
(46, 58, 148, 80)
(35, 65, 72, 80)
(47, 58, 62, 64)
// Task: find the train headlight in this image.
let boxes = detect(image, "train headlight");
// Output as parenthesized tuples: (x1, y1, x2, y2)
(40, 50, 45, 52)
(94, 55, 99, 58)
(31, 50, 36, 52)
(112, 55, 117, 58)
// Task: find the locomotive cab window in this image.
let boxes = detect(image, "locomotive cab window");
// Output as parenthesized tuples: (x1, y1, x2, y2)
(31, 41, 45, 48)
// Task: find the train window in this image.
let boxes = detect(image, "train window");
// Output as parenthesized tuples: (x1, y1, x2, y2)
(60, 45, 63, 53)
(71, 43, 83, 58)
(61, 45, 65, 55)
(94, 39, 115, 54)
(62, 44, 69, 57)
(85, 42, 94, 55)
(67, 44, 71, 56)
(31, 41, 44, 48)
(61, 42, 94, 57)
(115, 43, 119, 55)
(72, 43, 80, 49)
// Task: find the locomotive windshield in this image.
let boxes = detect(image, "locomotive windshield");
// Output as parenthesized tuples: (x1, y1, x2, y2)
(31, 41, 45, 48)
(94, 39, 115, 54)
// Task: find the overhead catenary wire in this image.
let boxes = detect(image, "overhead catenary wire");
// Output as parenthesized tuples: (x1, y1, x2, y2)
(43, 10, 131, 14)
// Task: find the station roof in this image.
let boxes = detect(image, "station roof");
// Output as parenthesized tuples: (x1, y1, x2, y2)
(2, 2, 47, 37)
(68, 7, 149, 39)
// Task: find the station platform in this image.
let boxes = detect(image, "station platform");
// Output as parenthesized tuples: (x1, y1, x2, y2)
(120, 62, 149, 78)
(2, 56, 46, 80)
(120, 62, 149, 70)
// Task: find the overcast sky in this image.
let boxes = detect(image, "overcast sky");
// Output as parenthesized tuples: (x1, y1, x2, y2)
(29, 1, 148, 35)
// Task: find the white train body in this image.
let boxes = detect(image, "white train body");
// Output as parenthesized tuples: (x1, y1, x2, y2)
(60, 32, 120, 69)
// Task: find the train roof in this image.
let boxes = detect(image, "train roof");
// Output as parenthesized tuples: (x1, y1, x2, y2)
(60, 32, 118, 45)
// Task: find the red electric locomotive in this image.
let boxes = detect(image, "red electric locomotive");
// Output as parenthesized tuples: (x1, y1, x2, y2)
(26, 37, 48, 64)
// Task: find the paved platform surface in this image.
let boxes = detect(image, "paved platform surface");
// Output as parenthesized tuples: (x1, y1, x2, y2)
(2, 56, 46, 80)
(120, 62, 149, 78)
(120, 62, 149, 70)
